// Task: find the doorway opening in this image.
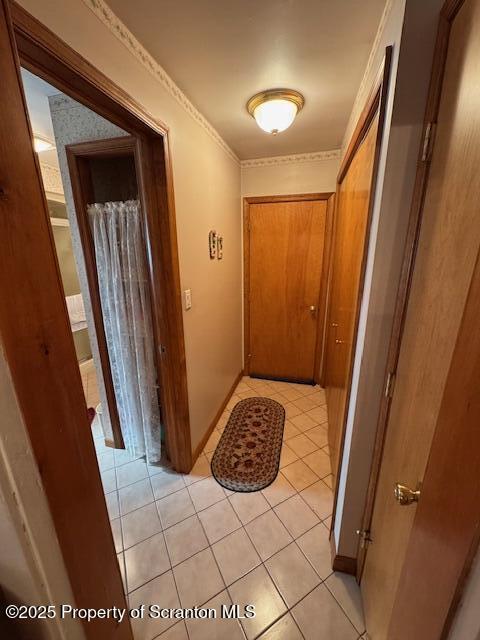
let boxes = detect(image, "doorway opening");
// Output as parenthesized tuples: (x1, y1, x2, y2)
(0, 4, 190, 636)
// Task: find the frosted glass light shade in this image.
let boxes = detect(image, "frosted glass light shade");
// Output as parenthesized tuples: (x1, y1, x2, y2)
(247, 89, 305, 135)
(33, 135, 55, 152)
(253, 99, 298, 134)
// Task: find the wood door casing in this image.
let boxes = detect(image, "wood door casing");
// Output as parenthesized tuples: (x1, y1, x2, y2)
(361, 1, 480, 636)
(325, 111, 380, 481)
(247, 199, 327, 382)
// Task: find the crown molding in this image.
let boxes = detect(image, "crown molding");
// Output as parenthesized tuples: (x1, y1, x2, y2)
(241, 149, 341, 168)
(342, 0, 394, 150)
(82, 0, 239, 163)
(40, 162, 63, 195)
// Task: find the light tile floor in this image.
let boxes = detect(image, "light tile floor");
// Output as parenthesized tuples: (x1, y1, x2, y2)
(93, 376, 366, 640)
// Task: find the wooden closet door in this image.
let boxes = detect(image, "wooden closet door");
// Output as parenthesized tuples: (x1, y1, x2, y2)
(326, 112, 380, 480)
(248, 199, 327, 382)
(362, 1, 480, 635)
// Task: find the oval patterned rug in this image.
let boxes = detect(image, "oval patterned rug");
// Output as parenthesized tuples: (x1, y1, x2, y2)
(211, 397, 285, 492)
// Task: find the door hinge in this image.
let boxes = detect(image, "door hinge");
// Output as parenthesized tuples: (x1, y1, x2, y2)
(385, 371, 396, 398)
(356, 529, 373, 549)
(421, 122, 436, 162)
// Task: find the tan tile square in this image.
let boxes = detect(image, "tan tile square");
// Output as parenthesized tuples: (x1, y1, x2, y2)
(325, 573, 365, 634)
(282, 459, 319, 492)
(173, 548, 224, 608)
(257, 613, 303, 639)
(274, 495, 319, 538)
(97, 450, 115, 472)
(124, 532, 170, 592)
(292, 396, 318, 412)
(228, 565, 287, 640)
(118, 478, 154, 515)
(157, 487, 195, 529)
(121, 502, 162, 549)
(198, 499, 241, 544)
(245, 510, 292, 560)
(262, 472, 296, 507)
(111, 518, 122, 553)
(292, 584, 358, 640)
(284, 402, 304, 419)
(185, 590, 245, 640)
(229, 491, 271, 524)
(183, 454, 211, 486)
(291, 412, 321, 432)
(305, 425, 328, 448)
(323, 474, 334, 489)
(150, 470, 186, 500)
(226, 394, 242, 410)
(105, 491, 119, 520)
(297, 523, 333, 580)
(279, 443, 299, 468)
(283, 420, 301, 440)
(301, 480, 333, 519)
(188, 477, 226, 511)
(203, 429, 222, 453)
(159, 622, 188, 639)
(287, 434, 318, 458)
(212, 528, 261, 586)
(323, 515, 332, 529)
(130, 571, 179, 639)
(265, 543, 320, 607)
(116, 459, 149, 489)
(306, 406, 328, 424)
(164, 514, 209, 565)
(280, 388, 306, 402)
(117, 552, 126, 592)
(303, 449, 331, 479)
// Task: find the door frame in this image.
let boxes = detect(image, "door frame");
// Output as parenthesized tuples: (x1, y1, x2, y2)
(66, 135, 169, 454)
(357, 0, 463, 580)
(0, 1, 190, 637)
(11, 0, 191, 472)
(326, 48, 392, 548)
(243, 192, 335, 383)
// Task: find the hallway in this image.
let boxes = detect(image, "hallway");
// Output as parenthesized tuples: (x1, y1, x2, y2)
(95, 376, 365, 639)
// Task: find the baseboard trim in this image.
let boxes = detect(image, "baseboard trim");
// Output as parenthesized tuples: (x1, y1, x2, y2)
(330, 530, 357, 576)
(191, 370, 244, 464)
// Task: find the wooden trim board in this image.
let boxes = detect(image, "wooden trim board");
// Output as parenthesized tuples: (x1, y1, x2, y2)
(328, 46, 393, 538)
(330, 532, 357, 576)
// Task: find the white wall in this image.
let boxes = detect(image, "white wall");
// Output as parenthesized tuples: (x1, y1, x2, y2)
(333, 0, 445, 557)
(241, 152, 340, 197)
(0, 347, 84, 640)
(17, 0, 243, 454)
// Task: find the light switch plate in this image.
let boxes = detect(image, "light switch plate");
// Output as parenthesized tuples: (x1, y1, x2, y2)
(184, 289, 192, 310)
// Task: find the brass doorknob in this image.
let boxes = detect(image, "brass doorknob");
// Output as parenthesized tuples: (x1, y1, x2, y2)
(309, 305, 317, 316)
(394, 483, 421, 506)
(335, 339, 345, 344)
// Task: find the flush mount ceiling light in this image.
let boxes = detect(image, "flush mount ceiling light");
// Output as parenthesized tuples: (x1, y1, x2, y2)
(33, 134, 55, 152)
(247, 89, 305, 135)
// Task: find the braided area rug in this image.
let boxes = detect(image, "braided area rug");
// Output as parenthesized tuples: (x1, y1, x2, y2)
(211, 397, 285, 492)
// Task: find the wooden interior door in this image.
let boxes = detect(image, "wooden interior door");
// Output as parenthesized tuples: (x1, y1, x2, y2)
(247, 198, 328, 382)
(325, 110, 380, 481)
(361, 1, 480, 636)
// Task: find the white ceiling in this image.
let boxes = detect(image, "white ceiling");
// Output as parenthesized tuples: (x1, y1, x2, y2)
(106, 0, 386, 159)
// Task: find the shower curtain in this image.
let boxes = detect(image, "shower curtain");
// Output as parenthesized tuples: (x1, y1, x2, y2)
(88, 200, 161, 464)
